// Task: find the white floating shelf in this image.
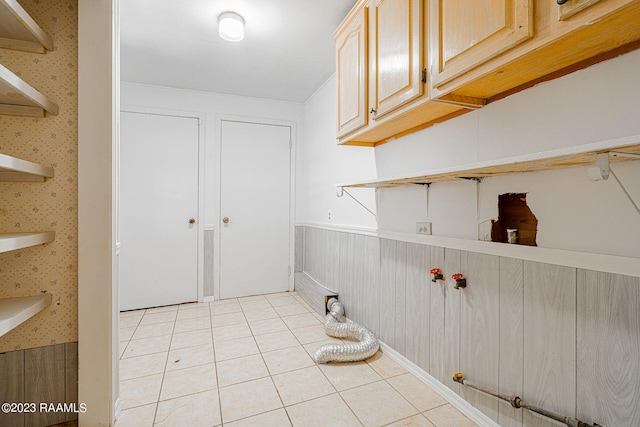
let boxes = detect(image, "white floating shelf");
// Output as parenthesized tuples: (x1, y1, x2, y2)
(0, 152, 54, 181)
(0, 0, 53, 53)
(0, 294, 52, 337)
(0, 231, 55, 253)
(0, 63, 58, 117)
(338, 135, 640, 188)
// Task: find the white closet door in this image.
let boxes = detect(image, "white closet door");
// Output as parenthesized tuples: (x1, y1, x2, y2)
(219, 120, 291, 299)
(119, 111, 199, 311)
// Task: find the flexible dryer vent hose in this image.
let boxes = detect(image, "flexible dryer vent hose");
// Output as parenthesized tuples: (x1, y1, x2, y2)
(312, 298, 379, 363)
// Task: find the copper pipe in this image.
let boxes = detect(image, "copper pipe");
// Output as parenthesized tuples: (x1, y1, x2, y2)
(452, 373, 602, 427)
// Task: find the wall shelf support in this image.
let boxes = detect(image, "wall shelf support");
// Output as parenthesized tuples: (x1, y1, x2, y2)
(336, 187, 377, 218)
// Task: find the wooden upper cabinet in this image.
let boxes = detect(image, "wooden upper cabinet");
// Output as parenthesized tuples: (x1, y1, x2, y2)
(431, 0, 533, 89)
(335, 4, 368, 138)
(371, 0, 424, 119)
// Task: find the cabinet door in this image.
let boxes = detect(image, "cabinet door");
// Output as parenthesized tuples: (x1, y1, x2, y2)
(371, 0, 424, 119)
(336, 5, 368, 138)
(558, 0, 603, 20)
(431, 0, 533, 89)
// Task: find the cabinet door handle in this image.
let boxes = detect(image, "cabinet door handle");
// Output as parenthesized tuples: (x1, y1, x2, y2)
(557, 0, 569, 4)
(370, 108, 377, 114)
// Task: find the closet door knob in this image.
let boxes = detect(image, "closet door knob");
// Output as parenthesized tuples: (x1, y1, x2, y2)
(222, 217, 229, 224)
(188, 218, 196, 224)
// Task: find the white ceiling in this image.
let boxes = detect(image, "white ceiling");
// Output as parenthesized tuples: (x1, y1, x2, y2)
(120, 0, 357, 103)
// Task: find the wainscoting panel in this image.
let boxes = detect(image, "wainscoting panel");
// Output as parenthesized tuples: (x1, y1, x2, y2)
(523, 262, 576, 427)
(0, 349, 25, 427)
(362, 235, 381, 337)
(294, 226, 304, 273)
(0, 342, 78, 427)
(338, 233, 357, 323)
(394, 241, 408, 357)
(379, 239, 397, 347)
(25, 344, 67, 427)
(429, 246, 446, 385)
(460, 252, 500, 422)
(576, 270, 640, 427)
(295, 225, 640, 427)
(405, 242, 430, 372)
(444, 248, 462, 395)
(498, 257, 524, 427)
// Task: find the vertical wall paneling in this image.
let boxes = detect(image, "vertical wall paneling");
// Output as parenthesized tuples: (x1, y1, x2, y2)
(498, 257, 524, 427)
(351, 234, 367, 325)
(327, 229, 342, 292)
(460, 251, 500, 421)
(303, 227, 318, 283)
(393, 241, 408, 356)
(339, 232, 356, 319)
(24, 344, 67, 427)
(64, 342, 79, 422)
(0, 349, 25, 427)
(204, 230, 215, 297)
(576, 270, 640, 427)
(379, 239, 397, 346)
(523, 261, 577, 427)
(444, 248, 462, 395)
(295, 227, 640, 426)
(294, 226, 304, 273)
(318, 228, 330, 287)
(363, 235, 381, 336)
(429, 245, 446, 384)
(64, 342, 79, 421)
(405, 242, 430, 372)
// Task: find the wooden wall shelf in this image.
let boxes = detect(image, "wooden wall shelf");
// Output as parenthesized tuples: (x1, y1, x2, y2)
(0, 0, 53, 53)
(0, 63, 58, 117)
(337, 135, 640, 188)
(0, 152, 54, 181)
(0, 232, 55, 253)
(0, 294, 52, 337)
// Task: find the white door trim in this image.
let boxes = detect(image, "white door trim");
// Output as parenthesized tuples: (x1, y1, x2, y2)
(214, 114, 297, 300)
(120, 105, 206, 303)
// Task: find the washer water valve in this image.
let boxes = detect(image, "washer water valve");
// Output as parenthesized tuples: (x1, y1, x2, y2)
(430, 268, 444, 282)
(452, 273, 466, 289)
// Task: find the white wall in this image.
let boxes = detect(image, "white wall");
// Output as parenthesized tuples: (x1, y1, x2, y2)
(300, 50, 640, 258)
(121, 82, 305, 228)
(296, 76, 378, 230)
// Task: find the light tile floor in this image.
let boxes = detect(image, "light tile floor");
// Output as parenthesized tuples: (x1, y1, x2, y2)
(115, 292, 478, 427)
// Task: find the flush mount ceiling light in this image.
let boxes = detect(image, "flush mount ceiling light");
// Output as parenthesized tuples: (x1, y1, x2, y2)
(218, 11, 244, 42)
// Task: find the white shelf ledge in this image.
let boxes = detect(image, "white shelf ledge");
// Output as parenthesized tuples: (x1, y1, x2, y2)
(0, 231, 55, 253)
(0, 294, 52, 337)
(0, 152, 54, 181)
(0, 63, 58, 117)
(0, 0, 53, 53)
(338, 134, 640, 188)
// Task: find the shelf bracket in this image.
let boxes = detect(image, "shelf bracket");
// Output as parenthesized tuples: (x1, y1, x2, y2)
(336, 187, 377, 218)
(461, 177, 483, 219)
(589, 152, 640, 217)
(609, 165, 640, 217)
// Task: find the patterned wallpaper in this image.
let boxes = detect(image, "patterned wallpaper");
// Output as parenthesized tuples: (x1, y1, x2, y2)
(0, 0, 78, 352)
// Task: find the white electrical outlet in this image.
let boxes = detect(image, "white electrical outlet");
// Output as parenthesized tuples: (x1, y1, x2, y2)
(416, 222, 432, 235)
(328, 209, 332, 223)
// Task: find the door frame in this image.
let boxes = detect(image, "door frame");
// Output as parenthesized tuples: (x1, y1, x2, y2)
(119, 105, 206, 304)
(214, 114, 297, 300)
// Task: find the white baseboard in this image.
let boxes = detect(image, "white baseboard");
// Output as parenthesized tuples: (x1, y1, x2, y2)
(378, 341, 500, 427)
(203, 296, 216, 303)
